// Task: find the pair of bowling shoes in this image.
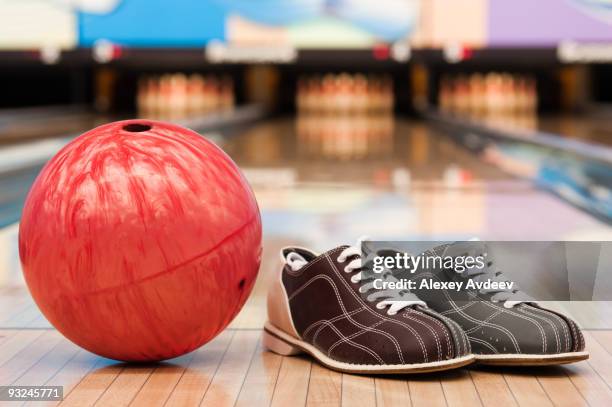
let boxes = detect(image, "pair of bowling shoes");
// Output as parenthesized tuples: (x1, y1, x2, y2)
(263, 239, 588, 374)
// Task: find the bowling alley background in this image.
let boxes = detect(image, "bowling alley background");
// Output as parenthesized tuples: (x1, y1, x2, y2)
(1, 0, 612, 313)
(1, 0, 612, 405)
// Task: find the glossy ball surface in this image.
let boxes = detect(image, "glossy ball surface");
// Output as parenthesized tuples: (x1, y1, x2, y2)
(19, 120, 262, 361)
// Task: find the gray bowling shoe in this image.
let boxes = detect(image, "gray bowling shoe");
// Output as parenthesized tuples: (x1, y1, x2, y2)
(396, 241, 588, 365)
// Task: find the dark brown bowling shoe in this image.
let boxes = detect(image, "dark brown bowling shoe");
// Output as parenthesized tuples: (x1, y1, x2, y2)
(264, 240, 474, 374)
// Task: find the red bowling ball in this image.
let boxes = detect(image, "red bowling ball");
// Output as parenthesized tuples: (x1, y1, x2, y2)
(18, 120, 262, 361)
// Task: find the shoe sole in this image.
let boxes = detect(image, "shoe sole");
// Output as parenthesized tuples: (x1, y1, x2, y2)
(263, 321, 475, 374)
(475, 351, 589, 366)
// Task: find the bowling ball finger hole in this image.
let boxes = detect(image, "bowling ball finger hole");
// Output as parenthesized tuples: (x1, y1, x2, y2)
(123, 123, 152, 132)
(238, 278, 246, 290)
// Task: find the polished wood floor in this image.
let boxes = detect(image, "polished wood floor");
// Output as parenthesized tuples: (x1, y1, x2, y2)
(3, 262, 612, 407)
(2, 324, 612, 406)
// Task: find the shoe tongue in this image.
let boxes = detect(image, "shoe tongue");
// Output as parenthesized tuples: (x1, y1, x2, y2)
(360, 242, 374, 256)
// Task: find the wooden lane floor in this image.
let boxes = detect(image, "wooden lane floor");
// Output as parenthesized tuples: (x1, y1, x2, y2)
(1, 327, 612, 406)
(2, 241, 612, 406)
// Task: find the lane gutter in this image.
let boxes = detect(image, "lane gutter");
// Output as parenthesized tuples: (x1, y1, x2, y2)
(422, 108, 612, 224)
(423, 109, 612, 166)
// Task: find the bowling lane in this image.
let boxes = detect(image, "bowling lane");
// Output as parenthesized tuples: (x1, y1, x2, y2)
(537, 114, 612, 148)
(0, 105, 108, 145)
(435, 71, 612, 153)
(437, 111, 612, 150)
(222, 116, 610, 246)
(0, 73, 239, 146)
(1, 115, 611, 330)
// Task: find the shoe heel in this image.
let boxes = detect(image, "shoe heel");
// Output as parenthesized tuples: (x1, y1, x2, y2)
(263, 329, 303, 356)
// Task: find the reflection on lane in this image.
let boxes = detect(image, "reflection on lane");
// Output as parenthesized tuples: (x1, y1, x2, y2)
(0, 166, 43, 228)
(0, 107, 110, 146)
(221, 117, 608, 249)
(538, 115, 612, 148)
(482, 140, 612, 222)
(297, 113, 394, 161)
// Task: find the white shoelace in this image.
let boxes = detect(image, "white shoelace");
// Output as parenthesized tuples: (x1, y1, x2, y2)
(443, 241, 534, 309)
(339, 238, 427, 315)
(286, 237, 425, 316)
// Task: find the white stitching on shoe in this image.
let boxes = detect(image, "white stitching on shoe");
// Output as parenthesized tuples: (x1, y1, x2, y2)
(479, 301, 547, 354)
(405, 310, 451, 360)
(414, 271, 522, 353)
(311, 318, 386, 364)
(440, 301, 477, 315)
(304, 308, 364, 339)
(415, 269, 550, 354)
(465, 309, 505, 334)
(468, 336, 499, 354)
(537, 305, 581, 352)
(543, 310, 571, 353)
(326, 254, 430, 363)
(518, 306, 562, 353)
(401, 312, 443, 360)
(435, 312, 469, 355)
(328, 320, 386, 359)
(288, 272, 408, 363)
(451, 317, 470, 354)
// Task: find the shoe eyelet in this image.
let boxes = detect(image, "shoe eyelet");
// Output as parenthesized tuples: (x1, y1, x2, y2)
(387, 311, 397, 316)
(343, 266, 352, 273)
(376, 303, 385, 309)
(350, 276, 359, 283)
(336, 256, 344, 263)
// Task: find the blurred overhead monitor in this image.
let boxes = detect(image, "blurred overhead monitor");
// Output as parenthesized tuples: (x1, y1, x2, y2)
(78, 0, 420, 48)
(3, 0, 612, 52)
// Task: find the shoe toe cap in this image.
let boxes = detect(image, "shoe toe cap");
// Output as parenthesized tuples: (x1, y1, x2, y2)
(512, 305, 585, 354)
(398, 309, 471, 363)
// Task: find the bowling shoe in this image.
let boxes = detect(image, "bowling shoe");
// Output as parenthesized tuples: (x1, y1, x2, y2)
(263, 239, 474, 374)
(399, 241, 589, 366)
